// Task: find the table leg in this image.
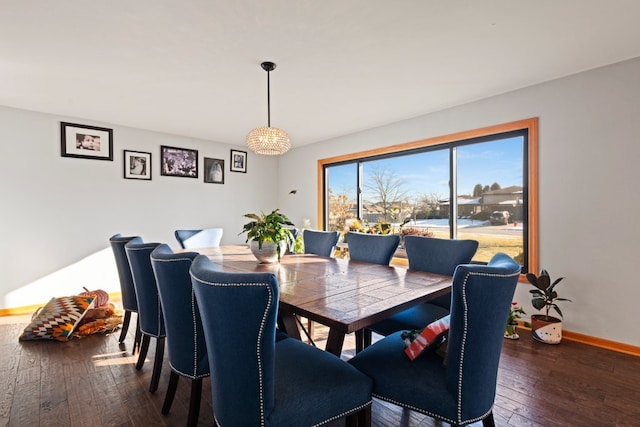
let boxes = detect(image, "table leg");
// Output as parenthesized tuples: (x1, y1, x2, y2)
(279, 312, 301, 340)
(355, 329, 364, 353)
(325, 329, 346, 357)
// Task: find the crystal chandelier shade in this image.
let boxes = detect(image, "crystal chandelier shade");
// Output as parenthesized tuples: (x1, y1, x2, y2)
(246, 61, 291, 156)
(246, 126, 291, 155)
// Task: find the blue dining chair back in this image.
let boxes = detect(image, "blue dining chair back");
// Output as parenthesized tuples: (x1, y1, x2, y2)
(303, 229, 340, 257)
(347, 232, 400, 265)
(406, 235, 478, 308)
(368, 236, 479, 337)
(125, 241, 165, 393)
(175, 227, 223, 249)
(405, 235, 479, 276)
(109, 234, 142, 347)
(349, 253, 521, 427)
(151, 244, 209, 426)
(190, 255, 373, 427)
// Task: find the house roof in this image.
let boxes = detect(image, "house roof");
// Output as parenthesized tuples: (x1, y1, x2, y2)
(483, 186, 523, 195)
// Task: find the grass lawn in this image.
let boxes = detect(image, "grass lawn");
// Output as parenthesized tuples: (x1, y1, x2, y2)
(429, 228, 523, 264)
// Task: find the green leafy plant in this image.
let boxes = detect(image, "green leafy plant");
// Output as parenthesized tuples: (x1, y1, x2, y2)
(239, 209, 295, 252)
(526, 269, 571, 319)
(505, 302, 529, 335)
(348, 219, 392, 235)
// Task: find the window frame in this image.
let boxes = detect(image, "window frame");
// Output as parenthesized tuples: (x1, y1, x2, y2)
(317, 118, 539, 276)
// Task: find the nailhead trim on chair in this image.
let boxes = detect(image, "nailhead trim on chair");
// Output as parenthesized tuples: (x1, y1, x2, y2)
(190, 273, 273, 427)
(190, 290, 200, 376)
(311, 401, 372, 427)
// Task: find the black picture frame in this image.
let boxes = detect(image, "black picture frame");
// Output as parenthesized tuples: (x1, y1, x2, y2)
(204, 157, 225, 184)
(230, 149, 247, 173)
(123, 150, 152, 180)
(60, 122, 113, 161)
(160, 145, 198, 178)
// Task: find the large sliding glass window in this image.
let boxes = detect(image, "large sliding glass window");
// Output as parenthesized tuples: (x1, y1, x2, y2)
(320, 119, 537, 273)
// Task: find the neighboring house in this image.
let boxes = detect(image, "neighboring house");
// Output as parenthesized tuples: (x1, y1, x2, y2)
(481, 186, 524, 221)
(437, 186, 524, 219)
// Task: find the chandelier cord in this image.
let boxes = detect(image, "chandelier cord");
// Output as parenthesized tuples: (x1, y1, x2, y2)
(266, 68, 271, 127)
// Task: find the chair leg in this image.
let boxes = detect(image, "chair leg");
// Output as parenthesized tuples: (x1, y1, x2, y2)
(149, 337, 165, 393)
(118, 310, 131, 343)
(162, 371, 180, 414)
(136, 335, 150, 370)
(482, 411, 496, 427)
(307, 318, 314, 341)
(133, 318, 142, 355)
(187, 378, 203, 427)
(346, 405, 371, 427)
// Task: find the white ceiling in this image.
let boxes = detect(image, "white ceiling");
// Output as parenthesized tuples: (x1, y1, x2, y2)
(2, 1, 640, 148)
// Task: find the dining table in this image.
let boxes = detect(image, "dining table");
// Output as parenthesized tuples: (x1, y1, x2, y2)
(188, 245, 452, 357)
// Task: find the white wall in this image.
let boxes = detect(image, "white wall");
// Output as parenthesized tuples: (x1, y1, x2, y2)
(278, 57, 640, 347)
(0, 107, 279, 309)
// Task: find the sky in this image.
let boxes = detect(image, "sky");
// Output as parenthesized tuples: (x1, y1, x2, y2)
(327, 136, 524, 202)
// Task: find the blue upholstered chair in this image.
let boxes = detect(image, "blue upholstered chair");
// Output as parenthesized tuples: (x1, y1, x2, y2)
(368, 236, 479, 336)
(109, 234, 143, 350)
(125, 241, 165, 393)
(190, 255, 373, 427)
(151, 244, 209, 427)
(349, 253, 521, 427)
(300, 229, 341, 338)
(347, 232, 400, 265)
(174, 227, 223, 249)
(303, 229, 340, 257)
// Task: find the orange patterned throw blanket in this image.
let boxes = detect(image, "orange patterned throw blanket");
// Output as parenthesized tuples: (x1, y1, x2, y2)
(18, 288, 123, 342)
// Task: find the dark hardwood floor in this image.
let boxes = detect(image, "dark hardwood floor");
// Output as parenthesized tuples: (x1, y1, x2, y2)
(1, 313, 639, 427)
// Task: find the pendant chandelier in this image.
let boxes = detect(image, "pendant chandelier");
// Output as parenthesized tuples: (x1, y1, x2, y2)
(246, 61, 291, 155)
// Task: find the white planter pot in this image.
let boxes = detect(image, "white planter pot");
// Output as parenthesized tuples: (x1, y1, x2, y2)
(249, 240, 286, 264)
(531, 314, 562, 344)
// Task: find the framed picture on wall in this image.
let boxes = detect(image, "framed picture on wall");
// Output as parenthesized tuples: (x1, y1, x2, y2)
(60, 122, 113, 161)
(204, 157, 224, 184)
(160, 145, 198, 178)
(230, 149, 247, 173)
(123, 150, 152, 180)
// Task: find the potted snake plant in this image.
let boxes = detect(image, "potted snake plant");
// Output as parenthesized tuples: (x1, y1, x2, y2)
(240, 209, 295, 263)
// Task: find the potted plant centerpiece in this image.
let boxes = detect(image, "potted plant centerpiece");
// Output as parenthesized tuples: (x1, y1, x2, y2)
(526, 269, 571, 344)
(240, 209, 295, 263)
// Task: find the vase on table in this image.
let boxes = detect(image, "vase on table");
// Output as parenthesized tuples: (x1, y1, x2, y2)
(249, 240, 286, 264)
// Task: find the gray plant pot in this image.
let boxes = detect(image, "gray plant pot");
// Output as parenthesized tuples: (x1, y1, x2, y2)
(249, 240, 285, 263)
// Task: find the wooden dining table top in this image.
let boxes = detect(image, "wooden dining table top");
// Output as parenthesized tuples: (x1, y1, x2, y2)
(189, 245, 452, 356)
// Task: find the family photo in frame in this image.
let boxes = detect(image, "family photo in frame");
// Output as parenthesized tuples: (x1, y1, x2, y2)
(204, 158, 225, 184)
(160, 145, 198, 178)
(230, 149, 247, 173)
(123, 150, 152, 180)
(60, 122, 113, 161)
